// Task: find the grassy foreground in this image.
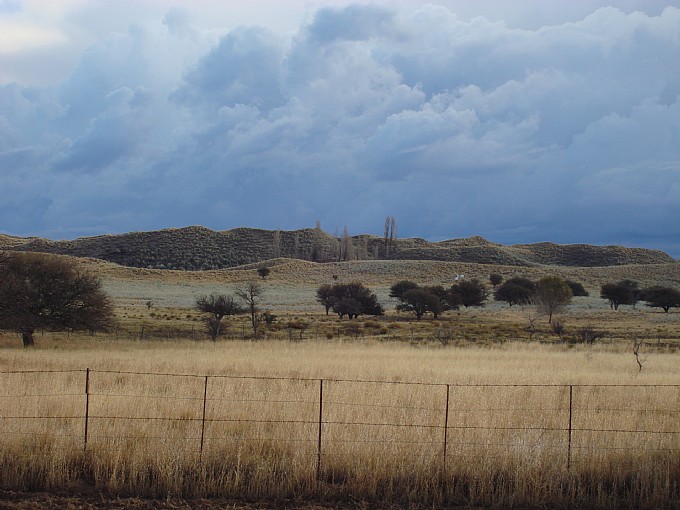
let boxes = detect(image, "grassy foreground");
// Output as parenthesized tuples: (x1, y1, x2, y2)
(2, 335, 680, 508)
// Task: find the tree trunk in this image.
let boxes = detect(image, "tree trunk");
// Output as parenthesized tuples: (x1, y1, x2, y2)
(22, 329, 35, 347)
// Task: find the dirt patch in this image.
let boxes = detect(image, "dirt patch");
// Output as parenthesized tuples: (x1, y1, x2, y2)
(0, 492, 484, 510)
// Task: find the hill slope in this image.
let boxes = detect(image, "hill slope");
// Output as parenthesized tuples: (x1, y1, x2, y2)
(1, 227, 675, 270)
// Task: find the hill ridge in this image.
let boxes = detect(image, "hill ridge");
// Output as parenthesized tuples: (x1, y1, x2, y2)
(0, 226, 675, 270)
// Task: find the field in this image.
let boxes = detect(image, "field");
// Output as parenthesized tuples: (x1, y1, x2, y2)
(1, 256, 680, 508)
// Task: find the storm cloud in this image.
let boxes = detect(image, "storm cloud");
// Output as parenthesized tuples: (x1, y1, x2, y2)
(1, 2, 679, 256)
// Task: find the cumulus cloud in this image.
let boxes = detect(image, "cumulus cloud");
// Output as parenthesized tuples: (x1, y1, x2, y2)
(1, 3, 679, 256)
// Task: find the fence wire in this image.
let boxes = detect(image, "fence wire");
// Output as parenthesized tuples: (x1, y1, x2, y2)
(1, 369, 679, 475)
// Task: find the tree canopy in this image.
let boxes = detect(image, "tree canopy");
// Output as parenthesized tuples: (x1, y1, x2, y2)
(397, 288, 443, 320)
(534, 276, 572, 323)
(494, 277, 535, 307)
(451, 278, 488, 308)
(0, 252, 114, 346)
(600, 280, 640, 310)
(317, 282, 383, 319)
(195, 293, 244, 340)
(642, 286, 680, 313)
(390, 280, 462, 319)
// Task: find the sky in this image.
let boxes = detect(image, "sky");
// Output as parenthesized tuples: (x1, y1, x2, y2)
(1, 1, 679, 257)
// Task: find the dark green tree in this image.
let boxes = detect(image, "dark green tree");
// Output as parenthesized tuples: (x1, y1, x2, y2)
(257, 266, 271, 280)
(494, 277, 535, 307)
(451, 279, 488, 308)
(320, 282, 383, 319)
(642, 286, 680, 313)
(389, 280, 419, 301)
(316, 284, 336, 315)
(397, 288, 442, 320)
(489, 273, 503, 288)
(600, 280, 639, 310)
(566, 280, 589, 297)
(0, 252, 114, 347)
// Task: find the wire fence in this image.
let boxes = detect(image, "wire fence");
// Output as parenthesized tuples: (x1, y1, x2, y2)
(1, 369, 679, 476)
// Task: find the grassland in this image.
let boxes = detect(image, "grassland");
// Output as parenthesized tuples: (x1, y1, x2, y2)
(1, 255, 680, 508)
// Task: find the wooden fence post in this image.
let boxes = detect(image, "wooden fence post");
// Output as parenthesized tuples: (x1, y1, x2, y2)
(317, 379, 324, 482)
(200, 376, 208, 459)
(443, 384, 450, 473)
(84, 368, 90, 451)
(567, 385, 573, 470)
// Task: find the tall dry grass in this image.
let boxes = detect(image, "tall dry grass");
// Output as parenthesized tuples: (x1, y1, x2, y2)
(2, 334, 680, 507)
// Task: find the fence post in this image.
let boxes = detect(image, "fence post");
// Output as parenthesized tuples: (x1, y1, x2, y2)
(317, 379, 324, 482)
(200, 375, 208, 460)
(443, 384, 450, 473)
(84, 368, 90, 451)
(567, 385, 573, 470)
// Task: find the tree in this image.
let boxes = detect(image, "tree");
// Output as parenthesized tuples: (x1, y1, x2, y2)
(383, 216, 397, 258)
(489, 273, 503, 288)
(451, 279, 488, 308)
(389, 280, 419, 301)
(340, 226, 355, 261)
(195, 293, 243, 340)
(566, 280, 589, 297)
(236, 282, 264, 339)
(0, 252, 114, 347)
(600, 280, 639, 310)
(494, 277, 535, 307)
(397, 288, 442, 320)
(316, 284, 336, 315)
(642, 286, 680, 313)
(534, 276, 572, 323)
(271, 230, 281, 258)
(257, 267, 271, 280)
(319, 282, 383, 319)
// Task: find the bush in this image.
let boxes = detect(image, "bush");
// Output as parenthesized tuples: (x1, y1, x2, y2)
(566, 280, 589, 297)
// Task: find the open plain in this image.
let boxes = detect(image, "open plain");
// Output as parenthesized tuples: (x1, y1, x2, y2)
(2, 250, 680, 508)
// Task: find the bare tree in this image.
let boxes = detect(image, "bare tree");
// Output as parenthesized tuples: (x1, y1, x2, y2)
(195, 293, 243, 340)
(293, 233, 300, 259)
(310, 221, 324, 261)
(521, 305, 544, 340)
(340, 226, 355, 261)
(632, 337, 646, 372)
(0, 252, 114, 347)
(272, 230, 281, 258)
(383, 216, 397, 258)
(236, 282, 264, 339)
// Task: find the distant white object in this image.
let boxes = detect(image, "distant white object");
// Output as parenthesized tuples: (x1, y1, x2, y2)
(454, 274, 465, 281)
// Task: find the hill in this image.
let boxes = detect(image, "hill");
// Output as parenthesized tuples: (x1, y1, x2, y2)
(0, 226, 675, 270)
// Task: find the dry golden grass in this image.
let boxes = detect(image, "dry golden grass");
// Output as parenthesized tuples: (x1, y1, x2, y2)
(2, 334, 680, 507)
(1, 254, 680, 507)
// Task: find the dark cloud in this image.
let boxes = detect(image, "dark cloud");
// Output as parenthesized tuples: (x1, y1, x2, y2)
(1, 4, 679, 256)
(306, 4, 396, 43)
(171, 27, 285, 113)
